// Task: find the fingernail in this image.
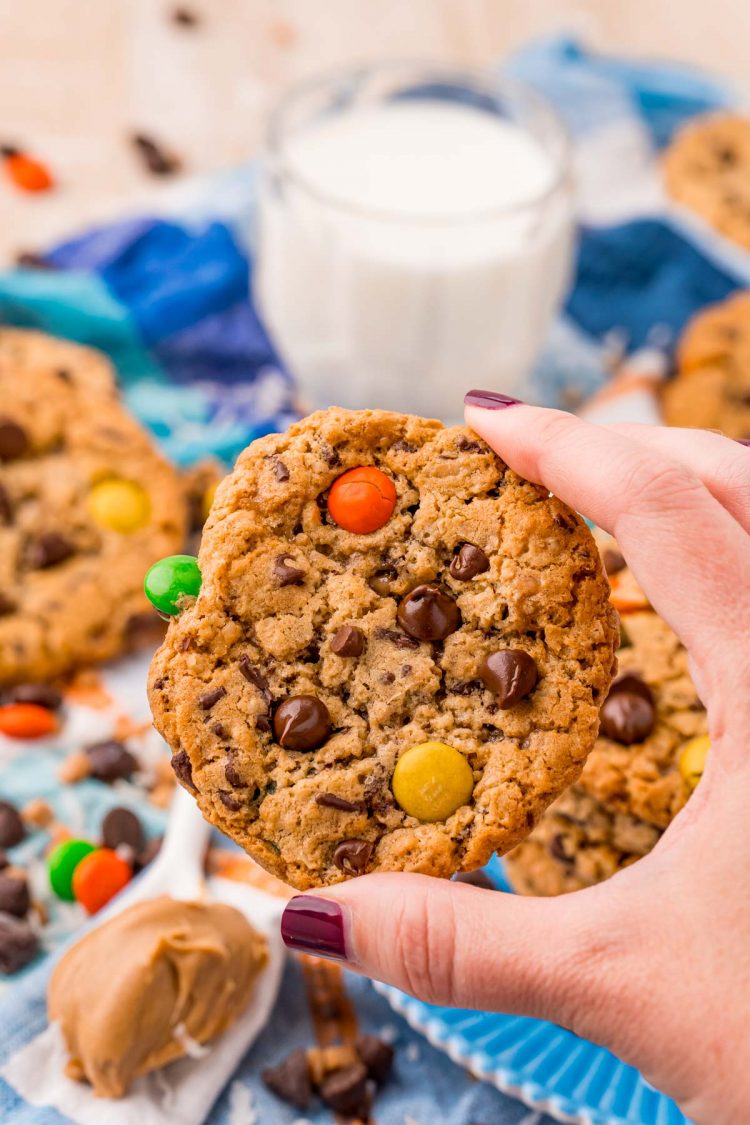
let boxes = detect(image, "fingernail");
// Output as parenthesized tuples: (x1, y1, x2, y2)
(281, 895, 348, 960)
(736, 439, 750, 447)
(464, 389, 523, 410)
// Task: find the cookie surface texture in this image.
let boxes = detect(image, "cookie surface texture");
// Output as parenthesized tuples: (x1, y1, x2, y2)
(149, 408, 618, 889)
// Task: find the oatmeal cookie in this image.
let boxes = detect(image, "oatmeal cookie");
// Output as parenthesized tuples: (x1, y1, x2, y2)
(148, 408, 618, 889)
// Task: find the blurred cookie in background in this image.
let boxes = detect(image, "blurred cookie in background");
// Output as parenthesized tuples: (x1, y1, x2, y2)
(0, 328, 186, 684)
(180, 456, 226, 553)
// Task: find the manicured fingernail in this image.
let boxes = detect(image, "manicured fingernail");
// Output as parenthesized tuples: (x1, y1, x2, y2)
(736, 439, 750, 447)
(464, 389, 523, 409)
(281, 895, 349, 960)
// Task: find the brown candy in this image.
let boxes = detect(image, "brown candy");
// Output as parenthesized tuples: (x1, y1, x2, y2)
(274, 553, 305, 587)
(85, 740, 138, 782)
(333, 838, 373, 874)
(452, 869, 496, 890)
(101, 807, 145, 854)
(0, 801, 25, 848)
(319, 1062, 370, 1117)
(262, 1048, 313, 1110)
(449, 543, 490, 581)
(603, 547, 627, 576)
(600, 691, 655, 745)
(4, 683, 62, 710)
(330, 625, 365, 657)
(27, 532, 74, 570)
(397, 584, 461, 642)
(0, 874, 30, 918)
(356, 1034, 395, 1084)
(273, 695, 331, 751)
(608, 672, 654, 705)
(171, 749, 196, 790)
(479, 649, 538, 708)
(0, 418, 28, 461)
(0, 912, 38, 974)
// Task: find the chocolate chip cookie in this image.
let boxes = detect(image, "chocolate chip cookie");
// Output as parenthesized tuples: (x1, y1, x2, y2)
(0, 328, 186, 683)
(148, 408, 618, 889)
(664, 114, 750, 251)
(662, 291, 750, 438)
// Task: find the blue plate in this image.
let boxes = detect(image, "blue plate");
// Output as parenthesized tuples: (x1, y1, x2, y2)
(374, 856, 690, 1125)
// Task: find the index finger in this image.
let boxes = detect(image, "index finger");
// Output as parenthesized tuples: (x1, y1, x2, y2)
(464, 395, 750, 708)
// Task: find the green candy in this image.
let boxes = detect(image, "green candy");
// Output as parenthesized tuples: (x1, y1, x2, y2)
(48, 839, 96, 901)
(144, 554, 202, 616)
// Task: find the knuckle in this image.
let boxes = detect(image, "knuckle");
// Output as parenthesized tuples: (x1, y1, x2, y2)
(617, 460, 705, 518)
(394, 893, 458, 1006)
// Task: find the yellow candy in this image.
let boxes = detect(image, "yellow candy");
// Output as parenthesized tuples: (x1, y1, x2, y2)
(679, 735, 710, 792)
(392, 741, 474, 822)
(88, 479, 150, 533)
(202, 483, 217, 521)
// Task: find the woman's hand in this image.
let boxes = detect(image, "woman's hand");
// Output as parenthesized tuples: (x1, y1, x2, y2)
(281, 395, 750, 1125)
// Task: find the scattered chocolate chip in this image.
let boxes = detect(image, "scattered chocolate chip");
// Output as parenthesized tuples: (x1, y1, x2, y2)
(262, 1048, 313, 1110)
(449, 543, 490, 581)
(0, 874, 29, 918)
(272, 457, 290, 482)
(452, 869, 496, 890)
(400, 664, 412, 677)
(376, 627, 420, 650)
(380, 671, 395, 684)
(198, 685, 227, 710)
(0, 484, 12, 525)
(333, 838, 373, 874)
(479, 649, 538, 708)
(3, 682, 62, 710)
(456, 435, 484, 453)
(131, 132, 180, 176)
(101, 807, 145, 853)
(256, 715, 272, 733)
(273, 554, 305, 587)
(356, 1034, 394, 1084)
(330, 625, 365, 657)
(171, 749, 196, 790)
(319, 1062, 370, 1117)
(211, 721, 227, 738)
(369, 566, 399, 596)
(548, 833, 574, 864)
(27, 532, 74, 570)
(600, 692, 655, 745)
(451, 679, 481, 696)
(315, 793, 365, 813)
(0, 802, 25, 848)
(218, 790, 242, 811)
(608, 672, 654, 705)
(397, 584, 460, 642)
(0, 912, 38, 974)
(0, 418, 28, 461)
(603, 547, 626, 576)
(135, 836, 162, 872)
(273, 695, 331, 751)
(15, 250, 56, 270)
(171, 5, 199, 26)
(238, 656, 270, 698)
(85, 740, 137, 782)
(224, 755, 243, 787)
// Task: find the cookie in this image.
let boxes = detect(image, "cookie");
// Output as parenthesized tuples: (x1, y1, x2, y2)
(0, 328, 186, 684)
(180, 457, 226, 553)
(664, 114, 750, 251)
(148, 407, 618, 889)
(662, 291, 750, 438)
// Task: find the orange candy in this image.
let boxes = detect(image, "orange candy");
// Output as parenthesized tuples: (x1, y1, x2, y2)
(4, 152, 55, 193)
(0, 703, 58, 739)
(72, 848, 132, 914)
(327, 466, 397, 534)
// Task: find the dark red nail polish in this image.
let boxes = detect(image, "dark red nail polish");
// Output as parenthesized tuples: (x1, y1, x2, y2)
(737, 439, 750, 447)
(464, 389, 523, 409)
(281, 895, 348, 960)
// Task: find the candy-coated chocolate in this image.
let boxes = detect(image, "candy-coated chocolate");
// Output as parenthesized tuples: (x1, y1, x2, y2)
(88, 478, 151, 533)
(679, 735, 710, 792)
(397, 584, 461, 641)
(72, 847, 132, 914)
(0, 702, 58, 738)
(392, 741, 474, 822)
(48, 839, 96, 902)
(326, 466, 396, 534)
(273, 695, 332, 751)
(144, 555, 201, 616)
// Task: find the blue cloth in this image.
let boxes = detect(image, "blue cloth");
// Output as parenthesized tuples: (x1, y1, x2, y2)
(0, 34, 744, 1125)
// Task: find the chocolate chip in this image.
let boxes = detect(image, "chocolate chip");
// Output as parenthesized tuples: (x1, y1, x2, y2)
(397, 584, 461, 642)
(553, 512, 575, 531)
(451, 680, 481, 696)
(330, 625, 365, 657)
(479, 649, 538, 708)
(262, 1048, 313, 1110)
(356, 1034, 394, 1084)
(198, 686, 226, 710)
(391, 439, 417, 453)
(273, 695, 331, 751)
(4, 682, 62, 710)
(549, 833, 574, 864)
(315, 793, 365, 813)
(600, 692, 655, 745)
(0, 851, 7, 870)
(0, 418, 28, 461)
(369, 566, 399, 596)
(333, 838, 373, 874)
(319, 1062, 370, 1117)
(0, 874, 29, 918)
(256, 715, 272, 733)
(131, 132, 180, 176)
(379, 671, 395, 684)
(456, 435, 484, 453)
(0, 802, 25, 848)
(452, 869, 496, 890)
(321, 443, 341, 467)
(211, 721, 227, 738)
(0, 912, 38, 974)
(171, 749, 196, 790)
(376, 627, 419, 650)
(273, 554, 305, 587)
(238, 656, 270, 698)
(218, 790, 242, 811)
(135, 836, 162, 872)
(603, 548, 626, 576)
(0, 484, 12, 525)
(101, 807, 145, 853)
(0, 594, 14, 617)
(400, 664, 411, 677)
(608, 672, 654, 705)
(272, 457, 290, 482)
(171, 5, 199, 26)
(85, 740, 137, 782)
(27, 532, 74, 569)
(449, 543, 490, 581)
(224, 755, 244, 787)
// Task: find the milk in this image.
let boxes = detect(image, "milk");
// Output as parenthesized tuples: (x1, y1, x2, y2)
(257, 98, 573, 416)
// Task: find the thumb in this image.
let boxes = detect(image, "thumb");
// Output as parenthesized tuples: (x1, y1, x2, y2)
(281, 872, 635, 1033)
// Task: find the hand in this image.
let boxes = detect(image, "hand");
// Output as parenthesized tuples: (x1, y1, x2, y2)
(280, 396, 750, 1125)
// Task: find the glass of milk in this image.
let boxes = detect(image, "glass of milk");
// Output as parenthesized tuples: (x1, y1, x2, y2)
(256, 62, 574, 417)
